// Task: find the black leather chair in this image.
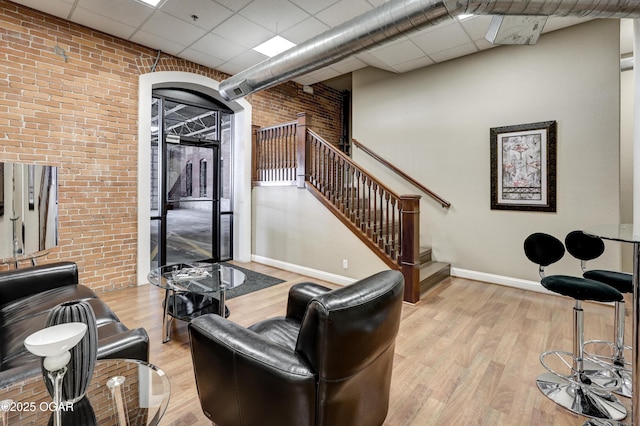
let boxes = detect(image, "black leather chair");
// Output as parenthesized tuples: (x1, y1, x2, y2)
(524, 233, 626, 422)
(565, 230, 633, 397)
(188, 270, 404, 426)
(0, 262, 149, 388)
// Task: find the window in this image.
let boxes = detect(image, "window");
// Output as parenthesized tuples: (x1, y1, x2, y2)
(186, 161, 193, 197)
(200, 159, 207, 197)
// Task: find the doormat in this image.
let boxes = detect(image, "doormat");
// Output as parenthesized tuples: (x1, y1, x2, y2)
(221, 262, 286, 299)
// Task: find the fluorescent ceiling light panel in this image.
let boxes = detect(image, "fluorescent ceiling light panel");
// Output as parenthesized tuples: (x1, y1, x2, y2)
(253, 36, 296, 57)
(457, 13, 474, 20)
(137, 0, 163, 6)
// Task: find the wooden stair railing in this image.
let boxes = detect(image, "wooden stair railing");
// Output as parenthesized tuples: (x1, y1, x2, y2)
(253, 113, 422, 303)
(352, 138, 451, 209)
(252, 120, 298, 186)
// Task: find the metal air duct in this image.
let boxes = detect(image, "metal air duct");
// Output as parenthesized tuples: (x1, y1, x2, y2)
(219, 0, 640, 100)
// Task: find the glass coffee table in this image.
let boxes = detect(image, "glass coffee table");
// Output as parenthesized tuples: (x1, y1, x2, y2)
(0, 358, 170, 425)
(148, 263, 246, 343)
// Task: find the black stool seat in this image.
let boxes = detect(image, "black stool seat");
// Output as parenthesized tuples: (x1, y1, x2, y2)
(566, 230, 633, 295)
(542, 275, 624, 303)
(583, 270, 632, 294)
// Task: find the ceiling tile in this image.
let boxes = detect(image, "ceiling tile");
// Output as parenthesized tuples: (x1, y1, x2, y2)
(179, 48, 225, 69)
(315, 0, 373, 27)
(77, 0, 154, 29)
(190, 32, 246, 61)
(10, 0, 74, 20)
(216, 61, 246, 76)
(71, 6, 138, 40)
(474, 38, 494, 51)
(226, 49, 268, 68)
(291, 74, 319, 85)
(281, 17, 330, 44)
(213, 0, 253, 12)
(9, 0, 603, 87)
(391, 55, 435, 73)
(239, 0, 309, 33)
(355, 50, 393, 70)
(297, 66, 342, 83)
(329, 57, 367, 74)
(410, 21, 473, 55)
(458, 16, 493, 41)
(429, 42, 478, 63)
(138, 11, 206, 46)
(289, 0, 340, 15)
(160, 0, 234, 31)
(543, 17, 590, 34)
(130, 30, 186, 55)
(368, 37, 425, 66)
(212, 14, 274, 49)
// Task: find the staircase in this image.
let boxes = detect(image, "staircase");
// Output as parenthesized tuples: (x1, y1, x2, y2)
(419, 247, 451, 293)
(252, 113, 450, 303)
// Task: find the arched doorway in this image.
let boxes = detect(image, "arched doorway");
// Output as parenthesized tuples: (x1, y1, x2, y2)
(137, 71, 252, 285)
(151, 89, 233, 267)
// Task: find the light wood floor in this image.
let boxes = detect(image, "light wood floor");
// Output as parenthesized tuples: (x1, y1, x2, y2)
(100, 262, 633, 425)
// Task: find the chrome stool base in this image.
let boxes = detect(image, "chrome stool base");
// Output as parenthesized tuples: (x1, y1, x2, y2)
(583, 419, 628, 426)
(584, 340, 632, 398)
(537, 372, 627, 421)
(540, 351, 623, 392)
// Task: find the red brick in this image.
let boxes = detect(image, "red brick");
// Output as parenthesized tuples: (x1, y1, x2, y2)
(0, 1, 343, 291)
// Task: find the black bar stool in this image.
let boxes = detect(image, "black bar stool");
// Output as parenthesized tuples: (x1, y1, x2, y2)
(524, 232, 626, 421)
(566, 230, 633, 397)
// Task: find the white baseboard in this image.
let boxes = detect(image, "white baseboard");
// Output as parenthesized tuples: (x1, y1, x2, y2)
(251, 255, 354, 286)
(451, 267, 556, 296)
(250, 256, 561, 297)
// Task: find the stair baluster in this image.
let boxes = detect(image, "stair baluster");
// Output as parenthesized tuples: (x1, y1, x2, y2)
(252, 113, 451, 303)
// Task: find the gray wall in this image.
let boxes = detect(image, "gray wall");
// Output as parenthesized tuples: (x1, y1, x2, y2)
(621, 65, 634, 271)
(252, 186, 387, 282)
(352, 19, 623, 282)
(252, 19, 627, 284)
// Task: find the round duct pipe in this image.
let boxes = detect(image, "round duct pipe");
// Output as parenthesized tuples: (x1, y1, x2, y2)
(219, 0, 640, 100)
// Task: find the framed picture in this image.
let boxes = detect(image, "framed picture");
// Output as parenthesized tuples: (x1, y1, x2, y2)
(490, 120, 557, 212)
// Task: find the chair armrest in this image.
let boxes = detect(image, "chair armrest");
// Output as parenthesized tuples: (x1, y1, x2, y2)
(0, 262, 78, 306)
(0, 362, 41, 388)
(286, 282, 332, 321)
(189, 314, 316, 426)
(96, 327, 150, 362)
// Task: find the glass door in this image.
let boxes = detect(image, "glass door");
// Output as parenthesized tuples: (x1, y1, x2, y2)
(165, 139, 220, 265)
(150, 93, 232, 269)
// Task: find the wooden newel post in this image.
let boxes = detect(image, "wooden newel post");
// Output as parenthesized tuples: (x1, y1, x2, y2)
(296, 112, 310, 188)
(251, 125, 259, 184)
(400, 194, 421, 303)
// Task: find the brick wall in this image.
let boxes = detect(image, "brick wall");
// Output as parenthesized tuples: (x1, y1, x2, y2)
(0, 0, 344, 291)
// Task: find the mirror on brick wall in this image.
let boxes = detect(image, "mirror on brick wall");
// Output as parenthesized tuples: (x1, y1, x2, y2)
(0, 162, 58, 262)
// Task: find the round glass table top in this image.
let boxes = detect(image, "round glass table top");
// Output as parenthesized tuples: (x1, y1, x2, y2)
(584, 224, 640, 244)
(0, 358, 170, 425)
(148, 262, 246, 294)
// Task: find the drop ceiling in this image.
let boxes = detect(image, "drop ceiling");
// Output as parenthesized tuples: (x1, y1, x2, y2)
(8, 0, 625, 88)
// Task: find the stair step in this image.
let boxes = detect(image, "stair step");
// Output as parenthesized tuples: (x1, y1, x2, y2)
(419, 261, 451, 294)
(419, 247, 432, 264)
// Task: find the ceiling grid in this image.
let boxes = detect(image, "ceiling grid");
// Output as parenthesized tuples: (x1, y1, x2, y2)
(8, 0, 612, 87)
